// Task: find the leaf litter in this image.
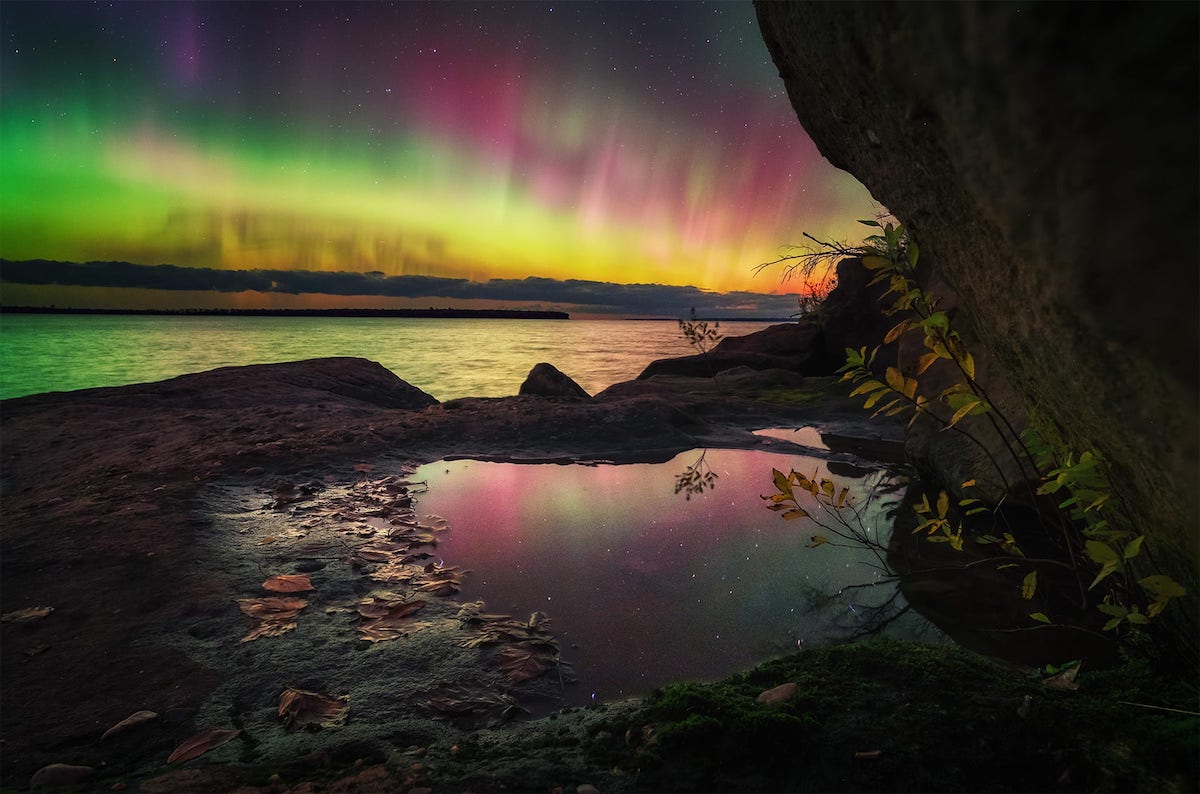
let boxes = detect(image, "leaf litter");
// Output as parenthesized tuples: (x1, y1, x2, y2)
(237, 596, 308, 642)
(278, 687, 349, 730)
(218, 468, 573, 735)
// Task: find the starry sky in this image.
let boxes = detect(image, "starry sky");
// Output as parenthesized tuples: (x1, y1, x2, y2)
(0, 1, 879, 316)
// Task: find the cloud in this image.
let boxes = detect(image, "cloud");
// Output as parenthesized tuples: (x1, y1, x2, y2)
(0, 259, 801, 316)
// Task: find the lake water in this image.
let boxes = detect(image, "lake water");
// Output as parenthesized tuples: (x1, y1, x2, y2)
(413, 448, 929, 702)
(0, 315, 779, 401)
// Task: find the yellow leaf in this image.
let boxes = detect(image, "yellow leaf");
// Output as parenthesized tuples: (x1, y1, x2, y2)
(885, 367, 905, 393)
(945, 399, 983, 428)
(936, 491, 949, 518)
(807, 535, 829, 548)
(782, 508, 809, 520)
(863, 389, 889, 409)
(884, 320, 911, 344)
(850, 380, 884, 398)
(961, 351, 976, 381)
(1030, 612, 1051, 624)
(772, 468, 792, 498)
(1021, 570, 1037, 600)
(916, 352, 939, 375)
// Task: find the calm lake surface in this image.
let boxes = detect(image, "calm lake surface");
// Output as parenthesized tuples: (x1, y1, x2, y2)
(414, 448, 930, 703)
(0, 315, 779, 401)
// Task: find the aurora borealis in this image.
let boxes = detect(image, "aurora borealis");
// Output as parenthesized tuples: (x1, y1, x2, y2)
(0, 1, 878, 315)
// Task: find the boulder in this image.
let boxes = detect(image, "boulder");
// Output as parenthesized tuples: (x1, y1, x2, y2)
(518, 363, 590, 399)
(819, 257, 897, 368)
(2, 357, 439, 411)
(637, 321, 827, 379)
(756, 1, 1199, 639)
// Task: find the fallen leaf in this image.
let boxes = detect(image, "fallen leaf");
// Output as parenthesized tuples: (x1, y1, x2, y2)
(166, 728, 241, 763)
(278, 687, 349, 730)
(2, 606, 53, 623)
(460, 612, 558, 649)
(414, 562, 467, 597)
(237, 597, 307, 642)
(22, 644, 50, 661)
(357, 597, 428, 642)
(101, 710, 159, 741)
(262, 574, 314, 593)
(756, 682, 798, 707)
(354, 463, 374, 472)
(495, 642, 558, 685)
(256, 536, 278, 546)
(1043, 664, 1081, 690)
(426, 683, 525, 728)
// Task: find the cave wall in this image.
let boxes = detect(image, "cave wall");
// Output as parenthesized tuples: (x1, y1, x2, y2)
(754, 3, 1198, 594)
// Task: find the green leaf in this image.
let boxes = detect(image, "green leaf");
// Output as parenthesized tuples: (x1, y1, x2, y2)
(1029, 612, 1051, 624)
(1084, 540, 1119, 565)
(1096, 602, 1127, 617)
(936, 491, 949, 519)
(1138, 575, 1186, 599)
(906, 242, 919, 269)
(1102, 616, 1123, 632)
(1089, 562, 1120, 591)
(858, 219, 881, 227)
(1123, 535, 1144, 560)
(1021, 570, 1037, 600)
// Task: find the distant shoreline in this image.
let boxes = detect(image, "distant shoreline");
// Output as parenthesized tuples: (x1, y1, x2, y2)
(0, 305, 794, 322)
(0, 306, 570, 320)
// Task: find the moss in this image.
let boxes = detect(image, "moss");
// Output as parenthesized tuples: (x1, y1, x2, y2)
(620, 639, 1198, 792)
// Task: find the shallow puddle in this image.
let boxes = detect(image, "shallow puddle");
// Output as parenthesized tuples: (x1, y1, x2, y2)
(414, 447, 933, 704)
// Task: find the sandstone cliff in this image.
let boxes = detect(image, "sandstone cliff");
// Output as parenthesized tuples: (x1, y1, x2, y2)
(755, 2, 1198, 635)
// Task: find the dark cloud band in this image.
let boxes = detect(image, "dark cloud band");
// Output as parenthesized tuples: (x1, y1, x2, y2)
(0, 259, 800, 316)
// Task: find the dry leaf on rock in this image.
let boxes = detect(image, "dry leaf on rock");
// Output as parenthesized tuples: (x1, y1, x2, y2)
(262, 574, 314, 593)
(166, 728, 241, 763)
(101, 710, 159, 741)
(1043, 664, 1081, 690)
(495, 641, 558, 685)
(237, 597, 307, 642)
(367, 561, 426, 584)
(357, 597, 428, 642)
(426, 683, 524, 728)
(2, 606, 53, 623)
(415, 562, 467, 597)
(461, 612, 557, 649)
(278, 687, 349, 730)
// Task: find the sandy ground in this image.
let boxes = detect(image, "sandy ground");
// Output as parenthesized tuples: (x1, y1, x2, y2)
(1, 356, 901, 790)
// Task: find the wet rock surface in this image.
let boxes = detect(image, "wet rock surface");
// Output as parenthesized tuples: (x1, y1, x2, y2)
(0, 351, 888, 789)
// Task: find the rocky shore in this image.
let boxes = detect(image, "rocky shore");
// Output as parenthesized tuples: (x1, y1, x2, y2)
(3, 329, 1196, 792)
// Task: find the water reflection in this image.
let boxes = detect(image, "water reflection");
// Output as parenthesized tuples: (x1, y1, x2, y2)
(414, 448, 929, 704)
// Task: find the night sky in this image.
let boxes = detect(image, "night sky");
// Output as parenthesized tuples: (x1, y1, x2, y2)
(0, 1, 878, 315)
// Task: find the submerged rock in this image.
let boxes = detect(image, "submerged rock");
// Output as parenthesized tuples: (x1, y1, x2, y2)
(519, 363, 591, 400)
